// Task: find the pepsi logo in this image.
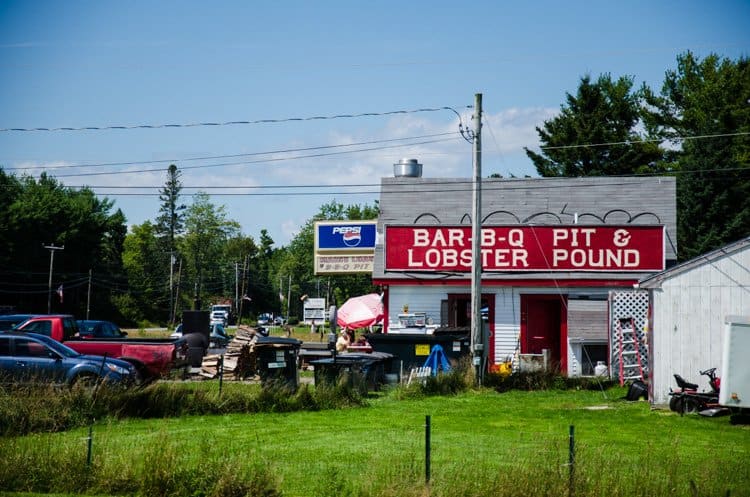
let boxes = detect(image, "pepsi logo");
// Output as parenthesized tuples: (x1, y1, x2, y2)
(342, 230, 361, 247)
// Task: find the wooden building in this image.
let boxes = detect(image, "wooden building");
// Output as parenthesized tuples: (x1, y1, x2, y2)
(372, 172, 677, 377)
(638, 236, 750, 405)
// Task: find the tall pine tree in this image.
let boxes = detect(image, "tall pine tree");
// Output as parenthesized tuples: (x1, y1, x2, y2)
(525, 74, 665, 177)
(643, 52, 750, 260)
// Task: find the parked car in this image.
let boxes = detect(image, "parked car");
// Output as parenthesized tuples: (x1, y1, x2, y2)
(0, 314, 39, 332)
(257, 313, 272, 326)
(15, 315, 189, 382)
(171, 323, 232, 349)
(0, 332, 138, 387)
(273, 316, 286, 326)
(76, 320, 127, 338)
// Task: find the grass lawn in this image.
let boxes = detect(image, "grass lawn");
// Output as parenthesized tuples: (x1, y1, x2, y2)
(1, 384, 748, 496)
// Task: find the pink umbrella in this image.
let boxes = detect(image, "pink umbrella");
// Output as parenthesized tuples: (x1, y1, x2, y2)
(336, 293, 384, 329)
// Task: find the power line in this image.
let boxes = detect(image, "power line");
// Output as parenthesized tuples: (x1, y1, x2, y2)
(0, 106, 469, 133)
(3, 132, 459, 171)
(61, 169, 749, 198)
(45, 136, 464, 178)
(538, 131, 750, 151)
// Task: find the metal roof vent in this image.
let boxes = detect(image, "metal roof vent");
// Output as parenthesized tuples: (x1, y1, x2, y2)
(393, 158, 422, 178)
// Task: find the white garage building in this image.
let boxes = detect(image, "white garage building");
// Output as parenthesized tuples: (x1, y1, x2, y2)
(638, 236, 750, 405)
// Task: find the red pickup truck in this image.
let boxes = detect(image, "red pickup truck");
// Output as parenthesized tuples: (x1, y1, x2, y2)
(14, 315, 189, 382)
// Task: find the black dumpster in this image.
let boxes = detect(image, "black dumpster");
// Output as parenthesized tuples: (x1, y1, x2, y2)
(311, 352, 394, 394)
(364, 329, 470, 375)
(254, 336, 302, 388)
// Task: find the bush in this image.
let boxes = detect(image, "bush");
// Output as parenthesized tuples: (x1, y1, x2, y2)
(484, 369, 615, 392)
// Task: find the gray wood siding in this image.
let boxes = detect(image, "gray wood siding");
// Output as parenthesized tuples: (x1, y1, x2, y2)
(650, 243, 750, 405)
(567, 299, 608, 341)
(373, 176, 676, 281)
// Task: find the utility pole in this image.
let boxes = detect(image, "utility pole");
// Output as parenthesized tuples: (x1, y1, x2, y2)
(286, 275, 292, 323)
(172, 258, 182, 325)
(469, 93, 484, 385)
(235, 261, 239, 314)
(169, 252, 175, 325)
(86, 269, 92, 319)
(44, 244, 64, 314)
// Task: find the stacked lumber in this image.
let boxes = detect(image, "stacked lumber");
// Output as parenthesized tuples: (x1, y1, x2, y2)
(199, 326, 259, 380)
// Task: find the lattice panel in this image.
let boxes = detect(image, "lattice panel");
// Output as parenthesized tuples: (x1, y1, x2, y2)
(608, 290, 649, 381)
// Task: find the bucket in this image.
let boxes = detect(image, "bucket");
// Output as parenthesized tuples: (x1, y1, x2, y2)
(384, 373, 400, 385)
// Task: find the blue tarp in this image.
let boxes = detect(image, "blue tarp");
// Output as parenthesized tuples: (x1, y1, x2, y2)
(423, 344, 451, 375)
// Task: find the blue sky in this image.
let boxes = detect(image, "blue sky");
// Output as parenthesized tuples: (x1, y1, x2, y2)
(1, 1, 748, 245)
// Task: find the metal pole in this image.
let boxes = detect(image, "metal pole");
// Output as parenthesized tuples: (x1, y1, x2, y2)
(87, 424, 93, 466)
(169, 252, 174, 324)
(568, 425, 575, 497)
(470, 93, 483, 385)
(86, 269, 92, 320)
(219, 354, 224, 396)
(425, 415, 431, 484)
(287, 275, 292, 323)
(44, 244, 64, 314)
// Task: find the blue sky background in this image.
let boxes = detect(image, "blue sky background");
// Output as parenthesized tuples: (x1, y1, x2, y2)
(1, 1, 748, 245)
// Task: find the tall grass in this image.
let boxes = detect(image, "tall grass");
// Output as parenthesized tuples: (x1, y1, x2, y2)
(0, 379, 366, 436)
(1, 415, 746, 497)
(1, 373, 748, 496)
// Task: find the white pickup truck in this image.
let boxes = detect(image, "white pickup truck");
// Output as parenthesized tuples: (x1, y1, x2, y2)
(210, 304, 232, 326)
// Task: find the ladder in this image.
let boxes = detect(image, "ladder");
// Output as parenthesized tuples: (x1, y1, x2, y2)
(616, 317, 645, 386)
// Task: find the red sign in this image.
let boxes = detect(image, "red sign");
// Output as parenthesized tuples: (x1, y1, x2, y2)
(385, 225, 664, 272)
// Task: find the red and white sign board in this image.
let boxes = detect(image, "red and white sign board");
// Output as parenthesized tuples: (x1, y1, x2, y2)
(385, 225, 664, 272)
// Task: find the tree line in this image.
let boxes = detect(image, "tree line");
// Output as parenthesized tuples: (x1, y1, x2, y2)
(0, 51, 747, 325)
(0, 163, 378, 326)
(525, 51, 749, 260)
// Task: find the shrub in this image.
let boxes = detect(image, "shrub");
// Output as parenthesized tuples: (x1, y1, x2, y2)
(485, 370, 615, 392)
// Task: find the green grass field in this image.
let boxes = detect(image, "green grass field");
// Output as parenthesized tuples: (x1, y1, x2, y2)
(1, 383, 748, 497)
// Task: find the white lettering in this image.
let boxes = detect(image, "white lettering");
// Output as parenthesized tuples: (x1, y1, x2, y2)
(481, 229, 495, 247)
(581, 228, 596, 246)
(553, 229, 568, 246)
(413, 229, 430, 247)
(570, 249, 586, 266)
(509, 229, 524, 247)
(494, 249, 510, 267)
(460, 249, 472, 266)
(448, 229, 465, 246)
(425, 249, 441, 267)
(625, 250, 639, 267)
(553, 249, 568, 266)
(407, 249, 423, 267)
(513, 250, 529, 267)
(443, 249, 458, 267)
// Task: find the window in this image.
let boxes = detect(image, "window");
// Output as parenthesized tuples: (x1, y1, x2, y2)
(63, 318, 79, 340)
(15, 338, 49, 358)
(0, 337, 10, 356)
(22, 320, 52, 336)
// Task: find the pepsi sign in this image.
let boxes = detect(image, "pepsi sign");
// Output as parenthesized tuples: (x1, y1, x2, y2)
(315, 221, 377, 251)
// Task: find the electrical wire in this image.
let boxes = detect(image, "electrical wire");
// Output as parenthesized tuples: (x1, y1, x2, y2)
(0, 106, 470, 133)
(538, 131, 750, 151)
(52, 167, 749, 197)
(2, 132, 460, 171)
(43, 136, 464, 178)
